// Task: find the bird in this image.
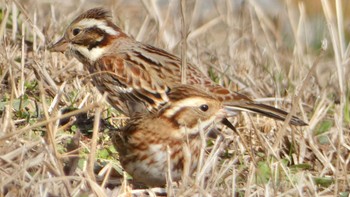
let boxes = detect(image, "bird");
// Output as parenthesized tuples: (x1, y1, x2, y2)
(111, 84, 237, 187)
(49, 7, 307, 126)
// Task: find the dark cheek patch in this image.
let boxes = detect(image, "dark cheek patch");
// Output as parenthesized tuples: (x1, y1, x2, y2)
(92, 32, 115, 49)
(72, 27, 113, 50)
(86, 31, 104, 50)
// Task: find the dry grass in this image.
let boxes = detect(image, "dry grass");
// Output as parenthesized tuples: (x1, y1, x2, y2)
(0, 0, 349, 196)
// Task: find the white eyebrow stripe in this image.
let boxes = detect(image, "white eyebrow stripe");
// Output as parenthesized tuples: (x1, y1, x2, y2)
(78, 19, 119, 36)
(164, 97, 207, 118)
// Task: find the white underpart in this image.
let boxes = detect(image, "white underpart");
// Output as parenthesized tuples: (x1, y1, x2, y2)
(127, 144, 170, 183)
(78, 19, 119, 36)
(149, 144, 167, 162)
(164, 97, 208, 118)
(74, 45, 107, 62)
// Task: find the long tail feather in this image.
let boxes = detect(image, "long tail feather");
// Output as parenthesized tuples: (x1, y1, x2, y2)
(224, 102, 307, 126)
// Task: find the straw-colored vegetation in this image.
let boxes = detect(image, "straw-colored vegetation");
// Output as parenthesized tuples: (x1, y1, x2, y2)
(0, 0, 349, 196)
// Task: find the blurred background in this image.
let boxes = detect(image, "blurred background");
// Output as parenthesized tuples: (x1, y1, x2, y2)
(0, 0, 349, 196)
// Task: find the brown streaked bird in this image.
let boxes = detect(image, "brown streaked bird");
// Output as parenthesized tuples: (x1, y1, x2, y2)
(49, 7, 307, 126)
(111, 85, 234, 187)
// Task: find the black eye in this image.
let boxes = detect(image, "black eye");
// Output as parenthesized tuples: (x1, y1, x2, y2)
(199, 104, 209, 112)
(72, 28, 81, 36)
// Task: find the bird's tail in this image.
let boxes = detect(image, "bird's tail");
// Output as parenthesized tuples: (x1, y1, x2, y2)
(223, 101, 307, 126)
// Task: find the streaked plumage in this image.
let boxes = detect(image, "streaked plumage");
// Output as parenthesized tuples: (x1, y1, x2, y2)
(111, 85, 227, 186)
(49, 7, 307, 125)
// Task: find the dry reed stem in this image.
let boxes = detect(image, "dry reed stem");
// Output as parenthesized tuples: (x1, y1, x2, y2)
(0, 0, 348, 196)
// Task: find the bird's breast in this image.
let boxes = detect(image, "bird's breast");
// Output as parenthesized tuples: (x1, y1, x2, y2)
(118, 128, 202, 186)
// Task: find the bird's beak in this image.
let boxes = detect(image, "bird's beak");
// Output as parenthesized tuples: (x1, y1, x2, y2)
(48, 37, 68, 53)
(217, 106, 239, 133)
(221, 118, 238, 133)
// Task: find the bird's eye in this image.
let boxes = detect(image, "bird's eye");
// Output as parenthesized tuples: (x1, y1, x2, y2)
(199, 104, 209, 112)
(72, 28, 81, 36)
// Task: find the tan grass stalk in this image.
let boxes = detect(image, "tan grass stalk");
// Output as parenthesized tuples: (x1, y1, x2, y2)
(0, 5, 10, 41)
(180, 0, 188, 84)
(87, 93, 107, 183)
(0, 102, 101, 141)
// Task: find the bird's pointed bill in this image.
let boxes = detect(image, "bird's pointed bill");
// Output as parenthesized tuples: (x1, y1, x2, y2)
(49, 37, 68, 52)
